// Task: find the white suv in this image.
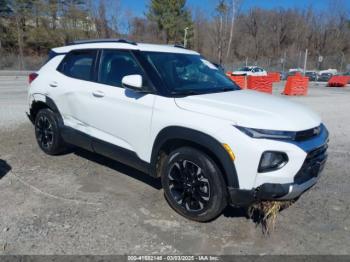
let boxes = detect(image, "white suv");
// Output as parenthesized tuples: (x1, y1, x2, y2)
(27, 39, 328, 222)
(232, 66, 267, 76)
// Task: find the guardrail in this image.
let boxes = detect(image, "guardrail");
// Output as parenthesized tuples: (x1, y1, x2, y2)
(283, 75, 309, 96)
(246, 76, 273, 93)
(267, 72, 280, 83)
(226, 73, 274, 93)
(226, 73, 247, 89)
(328, 76, 350, 87)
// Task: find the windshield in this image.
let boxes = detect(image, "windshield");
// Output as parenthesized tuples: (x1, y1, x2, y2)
(142, 52, 239, 95)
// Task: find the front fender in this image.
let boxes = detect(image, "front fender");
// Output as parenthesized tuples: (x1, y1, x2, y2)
(150, 126, 239, 188)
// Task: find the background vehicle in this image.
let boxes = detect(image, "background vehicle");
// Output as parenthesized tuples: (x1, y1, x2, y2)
(318, 73, 333, 82)
(288, 69, 303, 77)
(232, 66, 267, 76)
(319, 69, 337, 75)
(279, 71, 288, 80)
(305, 71, 318, 81)
(26, 39, 328, 222)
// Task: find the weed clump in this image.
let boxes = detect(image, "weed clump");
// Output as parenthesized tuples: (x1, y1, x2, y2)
(247, 200, 294, 234)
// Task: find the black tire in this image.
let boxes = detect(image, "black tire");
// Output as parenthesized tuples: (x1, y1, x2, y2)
(34, 108, 67, 155)
(161, 147, 227, 222)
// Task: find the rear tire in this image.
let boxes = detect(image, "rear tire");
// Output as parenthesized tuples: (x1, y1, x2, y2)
(34, 108, 67, 155)
(161, 147, 227, 222)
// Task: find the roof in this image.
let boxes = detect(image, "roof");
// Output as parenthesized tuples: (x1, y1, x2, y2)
(52, 40, 199, 55)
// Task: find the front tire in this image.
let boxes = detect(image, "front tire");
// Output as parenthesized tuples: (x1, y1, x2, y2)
(34, 108, 67, 155)
(161, 147, 227, 222)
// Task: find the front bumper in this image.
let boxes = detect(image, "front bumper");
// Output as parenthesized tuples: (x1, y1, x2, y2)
(229, 142, 328, 206)
(229, 176, 320, 207)
(277, 176, 318, 200)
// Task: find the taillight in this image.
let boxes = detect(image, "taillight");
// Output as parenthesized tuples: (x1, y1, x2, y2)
(29, 73, 38, 84)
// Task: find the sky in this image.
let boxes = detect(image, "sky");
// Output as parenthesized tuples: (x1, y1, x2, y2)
(118, 0, 347, 17)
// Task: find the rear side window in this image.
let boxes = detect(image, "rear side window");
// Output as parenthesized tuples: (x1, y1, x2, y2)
(58, 50, 97, 81)
(40, 50, 65, 68)
(42, 50, 59, 66)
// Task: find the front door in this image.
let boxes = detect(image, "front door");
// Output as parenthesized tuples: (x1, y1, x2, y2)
(77, 49, 155, 162)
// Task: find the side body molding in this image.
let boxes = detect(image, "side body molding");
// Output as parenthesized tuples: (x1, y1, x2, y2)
(150, 126, 239, 188)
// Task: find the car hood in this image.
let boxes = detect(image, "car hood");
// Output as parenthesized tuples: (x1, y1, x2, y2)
(174, 90, 321, 131)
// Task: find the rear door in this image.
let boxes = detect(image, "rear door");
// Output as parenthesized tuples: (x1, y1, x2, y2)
(52, 49, 98, 139)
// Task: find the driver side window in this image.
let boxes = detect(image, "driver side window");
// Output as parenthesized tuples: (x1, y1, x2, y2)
(98, 50, 144, 88)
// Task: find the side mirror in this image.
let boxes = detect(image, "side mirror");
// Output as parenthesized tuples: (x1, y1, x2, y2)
(122, 74, 143, 91)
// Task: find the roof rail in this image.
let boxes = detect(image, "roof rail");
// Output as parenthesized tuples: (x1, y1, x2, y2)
(67, 38, 137, 46)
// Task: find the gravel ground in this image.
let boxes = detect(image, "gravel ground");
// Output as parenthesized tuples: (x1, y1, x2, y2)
(0, 74, 349, 255)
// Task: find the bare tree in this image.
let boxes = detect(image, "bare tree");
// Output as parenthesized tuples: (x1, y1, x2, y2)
(213, 0, 229, 64)
(225, 0, 241, 59)
(1, 0, 350, 71)
(11, 0, 28, 70)
(94, 0, 110, 38)
(193, 8, 207, 53)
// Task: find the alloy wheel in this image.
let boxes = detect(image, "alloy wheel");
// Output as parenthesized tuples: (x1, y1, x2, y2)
(167, 159, 211, 212)
(35, 115, 54, 149)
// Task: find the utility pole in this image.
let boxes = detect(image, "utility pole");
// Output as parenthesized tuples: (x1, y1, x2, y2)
(282, 51, 286, 72)
(303, 49, 308, 74)
(340, 52, 345, 72)
(183, 27, 189, 48)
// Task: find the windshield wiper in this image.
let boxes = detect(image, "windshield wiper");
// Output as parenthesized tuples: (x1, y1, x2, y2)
(221, 87, 235, 92)
(171, 90, 202, 96)
(171, 87, 235, 97)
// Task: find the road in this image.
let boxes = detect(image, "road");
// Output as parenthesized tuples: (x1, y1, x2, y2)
(0, 74, 349, 254)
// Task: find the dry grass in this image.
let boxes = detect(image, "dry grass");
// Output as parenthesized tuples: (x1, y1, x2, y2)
(247, 200, 294, 234)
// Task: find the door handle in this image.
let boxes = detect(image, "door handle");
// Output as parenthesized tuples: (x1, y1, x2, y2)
(92, 90, 105, 98)
(49, 81, 58, 88)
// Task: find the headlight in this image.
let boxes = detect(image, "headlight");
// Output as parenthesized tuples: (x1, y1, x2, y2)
(235, 125, 296, 140)
(258, 151, 288, 172)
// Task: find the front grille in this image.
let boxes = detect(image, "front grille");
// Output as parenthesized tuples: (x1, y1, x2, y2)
(294, 143, 328, 184)
(294, 125, 322, 141)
